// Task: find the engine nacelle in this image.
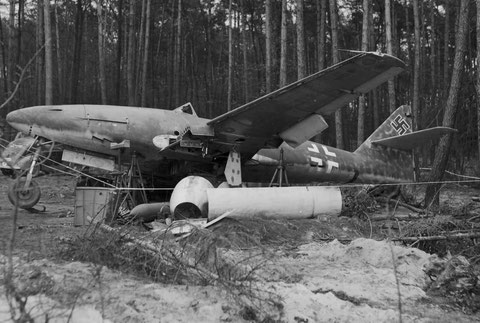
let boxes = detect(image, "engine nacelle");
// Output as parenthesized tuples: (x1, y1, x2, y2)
(169, 176, 213, 219)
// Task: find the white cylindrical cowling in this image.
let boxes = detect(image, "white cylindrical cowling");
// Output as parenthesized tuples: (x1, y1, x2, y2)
(170, 176, 213, 219)
(207, 186, 342, 220)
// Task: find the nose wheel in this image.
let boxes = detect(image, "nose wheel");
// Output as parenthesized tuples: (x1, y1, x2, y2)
(8, 177, 41, 209)
(6, 138, 45, 209)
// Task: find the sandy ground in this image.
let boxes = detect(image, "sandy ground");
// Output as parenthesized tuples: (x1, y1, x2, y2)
(0, 174, 479, 322)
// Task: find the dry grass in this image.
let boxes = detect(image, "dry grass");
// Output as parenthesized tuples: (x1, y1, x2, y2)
(59, 220, 284, 321)
(400, 215, 480, 259)
(340, 186, 380, 217)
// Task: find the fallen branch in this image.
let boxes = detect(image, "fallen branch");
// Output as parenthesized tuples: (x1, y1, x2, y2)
(308, 231, 480, 243)
(375, 196, 424, 214)
(370, 214, 432, 221)
(394, 231, 480, 242)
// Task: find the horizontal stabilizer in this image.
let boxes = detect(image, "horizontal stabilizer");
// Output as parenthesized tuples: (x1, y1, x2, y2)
(371, 127, 456, 150)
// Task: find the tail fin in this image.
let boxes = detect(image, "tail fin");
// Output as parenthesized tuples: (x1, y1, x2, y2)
(355, 105, 412, 155)
(355, 105, 456, 154)
(353, 105, 455, 183)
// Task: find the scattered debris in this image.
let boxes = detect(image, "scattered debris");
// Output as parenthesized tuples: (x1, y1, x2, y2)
(375, 196, 424, 214)
(427, 255, 478, 293)
(426, 254, 480, 313)
(128, 202, 170, 223)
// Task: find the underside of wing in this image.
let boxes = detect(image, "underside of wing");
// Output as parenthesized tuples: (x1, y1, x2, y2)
(371, 127, 456, 150)
(208, 51, 405, 155)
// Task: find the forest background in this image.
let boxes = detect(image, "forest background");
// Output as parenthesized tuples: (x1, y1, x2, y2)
(0, 0, 477, 205)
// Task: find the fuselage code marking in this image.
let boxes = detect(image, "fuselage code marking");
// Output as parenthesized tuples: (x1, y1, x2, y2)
(308, 143, 339, 173)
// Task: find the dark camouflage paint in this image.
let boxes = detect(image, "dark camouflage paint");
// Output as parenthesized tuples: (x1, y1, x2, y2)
(243, 106, 414, 184)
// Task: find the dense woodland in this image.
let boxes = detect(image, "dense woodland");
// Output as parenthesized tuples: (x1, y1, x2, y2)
(0, 0, 478, 205)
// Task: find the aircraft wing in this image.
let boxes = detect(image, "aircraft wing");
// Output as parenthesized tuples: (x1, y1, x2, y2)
(208, 52, 405, 154)
(371, 127, 456, 150)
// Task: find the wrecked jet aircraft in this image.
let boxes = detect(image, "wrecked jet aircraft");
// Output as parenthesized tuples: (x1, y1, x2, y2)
(3, 51, 454, 213)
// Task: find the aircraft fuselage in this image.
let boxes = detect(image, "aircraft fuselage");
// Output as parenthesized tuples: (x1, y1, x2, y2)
(6, 104, 412, 185)
(247, 141, 412, 184)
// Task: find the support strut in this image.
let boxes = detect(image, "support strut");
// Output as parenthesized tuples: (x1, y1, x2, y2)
(269, 148, 289, 187)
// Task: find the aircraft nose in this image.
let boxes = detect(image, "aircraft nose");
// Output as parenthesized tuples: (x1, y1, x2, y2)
(6, 108, 31, 133)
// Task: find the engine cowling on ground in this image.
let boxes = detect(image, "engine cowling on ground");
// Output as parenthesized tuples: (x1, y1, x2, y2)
(169, 176, 213, 219)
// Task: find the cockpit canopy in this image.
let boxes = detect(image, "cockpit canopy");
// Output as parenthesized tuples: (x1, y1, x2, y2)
(173, 102, 197, 116)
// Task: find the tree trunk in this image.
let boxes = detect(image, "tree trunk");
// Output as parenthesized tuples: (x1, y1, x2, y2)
(385, 0, 396, 114)
(134, 0, 146, 105)
(227, 0, 233, 110)
(141, 0, 151, 107)
(477, 0, 480, 162)
(370, 0, 378, 129)
(8, 0, 15, 94)
(70, 0, 84, 104)
(16, 0, 24, 68)
(329, 0, 343, 149)
(127, 0, 136, 106)
(167, 0, 175, 109)
(412, 0, 420, 131)
(241, 1, 249, 102)
(205, 3, 213, 117)
(36, 0, 44, 104)
(265, 0, 272, 92)
(357, 0, 370, 147)
(174, 0, 181, 107)
(373, 88, 379, 128)
(443, 0, 450, 92)
(0, 16, 8, 95)
(44, 0, 53, 105)
(430, 2, 436, 92)
(412, 0, 422, 181)
(82, 13, 88, 102)
(54, 1, 63, 101)
(115, 0, 123, 105)
(424, 0, 470, 209)
(279, 0, 287, 87)
(316, 0, 326, 71)
(404, 0, 412, 80)
(97, 0, 107, 104)
(296, 0, 306, 79)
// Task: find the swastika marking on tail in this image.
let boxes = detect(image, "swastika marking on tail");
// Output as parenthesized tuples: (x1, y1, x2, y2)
(390, 115, 410, 135)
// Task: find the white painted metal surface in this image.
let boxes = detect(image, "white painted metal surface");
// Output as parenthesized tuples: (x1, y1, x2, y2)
(62, 149, 115, 171)
(169, 176, 213, 218)
(280, 114, 328, 148)
(207, 186, 342, 220)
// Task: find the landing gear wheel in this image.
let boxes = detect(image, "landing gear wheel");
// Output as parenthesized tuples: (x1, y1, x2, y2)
(8, 178, 41, 209)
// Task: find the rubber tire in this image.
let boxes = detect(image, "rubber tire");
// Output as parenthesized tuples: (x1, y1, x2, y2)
(8, 178, 41, 209)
